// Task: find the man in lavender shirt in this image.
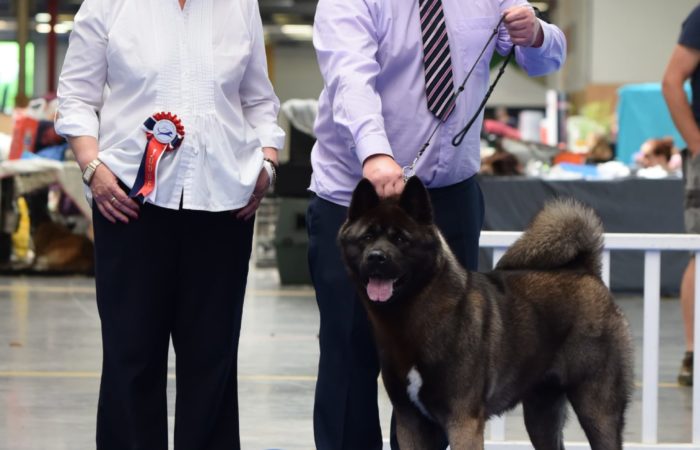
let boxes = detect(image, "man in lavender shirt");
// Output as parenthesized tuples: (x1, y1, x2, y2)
(306, 1, 566, 448)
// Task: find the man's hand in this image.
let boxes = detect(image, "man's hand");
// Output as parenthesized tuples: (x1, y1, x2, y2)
(362, 154, 405, 198)
(503, 5, 544, 48)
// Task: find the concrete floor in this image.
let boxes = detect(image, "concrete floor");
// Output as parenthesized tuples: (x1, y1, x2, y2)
(0, 267, 694, 449)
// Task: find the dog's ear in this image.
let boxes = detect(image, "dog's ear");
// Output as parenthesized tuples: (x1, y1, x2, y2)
(348, 178, 380, 222)
(399, 176, 433, 224)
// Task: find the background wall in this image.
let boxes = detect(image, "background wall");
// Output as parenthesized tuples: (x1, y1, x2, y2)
(590, 0, 696, 85)
(271, 43, 323, 104)
(552, 0, 699, 90)
(487, 67, 549, 107)
(554, 0, 591, 93)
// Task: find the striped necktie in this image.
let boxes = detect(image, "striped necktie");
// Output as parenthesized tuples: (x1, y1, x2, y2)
(418, 0, 456, 121)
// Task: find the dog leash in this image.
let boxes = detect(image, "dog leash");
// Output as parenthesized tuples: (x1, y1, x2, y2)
(452, 48, 515, 147)
(402, 13, 516, 181)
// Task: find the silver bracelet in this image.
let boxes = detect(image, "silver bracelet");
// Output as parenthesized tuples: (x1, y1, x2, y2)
(262, 158, 277, 188)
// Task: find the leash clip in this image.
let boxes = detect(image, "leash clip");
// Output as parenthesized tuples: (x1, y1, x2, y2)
(402, 165, 415, 182)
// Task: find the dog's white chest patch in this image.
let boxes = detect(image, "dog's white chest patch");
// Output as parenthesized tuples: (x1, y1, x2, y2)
(406, 366, 431, 418)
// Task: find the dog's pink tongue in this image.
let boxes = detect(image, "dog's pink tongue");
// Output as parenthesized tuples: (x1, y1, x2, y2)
(367, 278, 393, 302)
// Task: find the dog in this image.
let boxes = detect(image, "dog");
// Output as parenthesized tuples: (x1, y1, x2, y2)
(338, 177, 633, 450)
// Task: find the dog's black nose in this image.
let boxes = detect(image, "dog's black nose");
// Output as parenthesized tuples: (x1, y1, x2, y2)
(367, 250, 387, 264)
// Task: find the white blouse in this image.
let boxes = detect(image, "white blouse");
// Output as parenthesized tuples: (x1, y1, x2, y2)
(55, 0, 285, 211)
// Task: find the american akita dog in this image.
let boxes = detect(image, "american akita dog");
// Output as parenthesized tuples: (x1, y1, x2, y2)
(338, 177, 633, 450)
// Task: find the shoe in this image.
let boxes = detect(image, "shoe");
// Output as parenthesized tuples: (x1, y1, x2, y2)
(678, 351, 693, 386)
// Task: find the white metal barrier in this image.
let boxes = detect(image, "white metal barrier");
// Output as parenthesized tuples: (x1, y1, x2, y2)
(479, 231, 700, 450)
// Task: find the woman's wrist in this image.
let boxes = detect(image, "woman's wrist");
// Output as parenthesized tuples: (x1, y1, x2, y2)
(262, 158, 277, 188)
(261, 147, 278, 166)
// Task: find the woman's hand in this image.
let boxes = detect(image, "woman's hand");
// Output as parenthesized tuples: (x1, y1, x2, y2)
(236, 167, 271, 221)
(91, 164, 140, 224)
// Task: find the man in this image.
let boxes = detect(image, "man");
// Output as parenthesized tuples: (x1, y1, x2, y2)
(307, 0, 566, 447)
(663, 4, 700, 387)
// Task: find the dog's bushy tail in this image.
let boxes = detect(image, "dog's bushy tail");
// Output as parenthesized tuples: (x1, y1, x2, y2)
(495, 198, 604, 276)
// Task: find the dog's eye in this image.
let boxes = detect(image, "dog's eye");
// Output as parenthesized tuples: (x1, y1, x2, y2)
(394, 234, 408, 244)
(362, 232, 374, 241)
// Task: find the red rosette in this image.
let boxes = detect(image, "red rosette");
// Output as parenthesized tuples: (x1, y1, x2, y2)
(129, 112, 187, 199)
(150, 111, 185, 151)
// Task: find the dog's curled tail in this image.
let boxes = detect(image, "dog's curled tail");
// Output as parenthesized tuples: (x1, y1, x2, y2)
(495, 198, 604, 276)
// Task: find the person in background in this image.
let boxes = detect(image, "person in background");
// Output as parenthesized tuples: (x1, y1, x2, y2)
(663, 3, 700, 387)
(55, 0, 284, 448)
(307, 0, 566, 448)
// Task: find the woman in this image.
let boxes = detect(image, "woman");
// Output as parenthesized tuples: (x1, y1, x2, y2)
(55, 0, 284, 448)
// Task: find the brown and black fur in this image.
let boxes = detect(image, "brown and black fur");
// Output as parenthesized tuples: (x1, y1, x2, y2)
(338, 177, 633, 450)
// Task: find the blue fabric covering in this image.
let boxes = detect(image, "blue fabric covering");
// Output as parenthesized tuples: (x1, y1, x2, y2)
(20, 151, 40, 159)
(616, 82, 690, 164)
(557, 163, 599, 178)
(22, 143, 69, 161)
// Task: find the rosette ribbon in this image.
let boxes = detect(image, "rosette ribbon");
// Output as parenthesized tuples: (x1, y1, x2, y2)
(129, 112, 185, 200)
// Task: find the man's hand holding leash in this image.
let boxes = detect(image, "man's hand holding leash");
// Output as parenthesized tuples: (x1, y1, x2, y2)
(362, 154, 405, 198)
(504, 5, 544, 48)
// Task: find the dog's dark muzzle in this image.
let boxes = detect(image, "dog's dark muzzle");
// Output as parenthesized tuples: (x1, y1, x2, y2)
(367, 250, 387, 265)
(364, 249, 392, 275)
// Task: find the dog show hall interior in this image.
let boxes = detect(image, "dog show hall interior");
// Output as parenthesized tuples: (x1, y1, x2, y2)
(0, 0, 699, 448)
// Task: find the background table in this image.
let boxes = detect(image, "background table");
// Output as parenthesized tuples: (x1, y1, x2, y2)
(478, 176, 687, 293)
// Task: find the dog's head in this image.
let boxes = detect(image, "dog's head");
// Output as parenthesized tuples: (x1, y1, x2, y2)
(338, 177, 441, 304)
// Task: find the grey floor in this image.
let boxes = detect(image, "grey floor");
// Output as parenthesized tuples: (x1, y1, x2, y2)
(0, 266, 694, 449)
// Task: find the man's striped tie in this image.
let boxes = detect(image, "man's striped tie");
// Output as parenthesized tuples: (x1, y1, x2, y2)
(419, 0, 455, 121)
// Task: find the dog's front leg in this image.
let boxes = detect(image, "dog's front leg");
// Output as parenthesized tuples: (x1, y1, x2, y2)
(395, 407, 446, 450)
(446, 414, 485, 450)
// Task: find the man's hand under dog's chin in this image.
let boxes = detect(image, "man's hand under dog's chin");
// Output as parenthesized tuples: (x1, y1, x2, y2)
(362, 154, 405, 198)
